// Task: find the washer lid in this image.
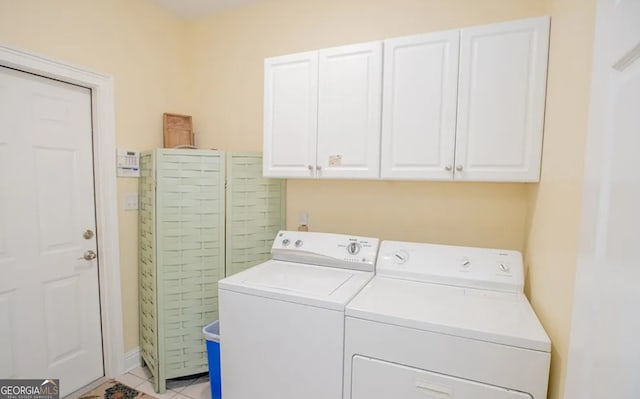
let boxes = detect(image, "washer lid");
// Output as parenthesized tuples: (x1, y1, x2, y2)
(346, 276, 551, 352)
(219, 260, 374, 310)
(241, 261, 353, 296)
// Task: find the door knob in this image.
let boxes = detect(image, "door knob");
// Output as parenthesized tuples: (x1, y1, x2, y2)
(83, 229, 94, 239)
(79, 250, 97, 261)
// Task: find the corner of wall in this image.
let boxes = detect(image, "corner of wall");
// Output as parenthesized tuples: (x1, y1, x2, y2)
(523, 0, 598, 398)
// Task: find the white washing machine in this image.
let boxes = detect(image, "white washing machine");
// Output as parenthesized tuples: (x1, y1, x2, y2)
(219, 230, 379, 399)
(344, 241, 551, 399)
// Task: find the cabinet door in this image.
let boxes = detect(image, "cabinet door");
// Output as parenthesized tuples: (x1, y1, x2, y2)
(456, 16, 550, 182)
(263, 51, 318, 178)
(317, 42, 382, 179)
(381, 30, 460, 180)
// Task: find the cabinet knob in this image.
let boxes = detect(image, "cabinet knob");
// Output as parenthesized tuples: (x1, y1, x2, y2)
(456, 165, 464, 172)
(307, 165, 313, 171)
(316, 165, 322, 171)
(445, 165, 452, 171)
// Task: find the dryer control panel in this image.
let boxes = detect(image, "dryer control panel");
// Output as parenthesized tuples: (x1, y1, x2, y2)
(271, 231, 379, 272)
(377, 241, 524, 293)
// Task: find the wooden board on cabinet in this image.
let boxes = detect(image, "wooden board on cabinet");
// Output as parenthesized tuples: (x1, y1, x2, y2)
(163, 113, 194, 148)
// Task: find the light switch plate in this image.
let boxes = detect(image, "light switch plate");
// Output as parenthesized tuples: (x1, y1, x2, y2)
(123, 193, 139, 210)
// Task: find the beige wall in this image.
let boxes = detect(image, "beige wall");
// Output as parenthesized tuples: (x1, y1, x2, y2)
(1, 2, 599, 397)
(524, 0, 597, 398)
(0, 0, 191, 351)
(187, 0, 547, 249)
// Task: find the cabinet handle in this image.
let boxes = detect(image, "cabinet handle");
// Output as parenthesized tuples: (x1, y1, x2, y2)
(455, 165, 463, 172)
(445, 165, 452, 171)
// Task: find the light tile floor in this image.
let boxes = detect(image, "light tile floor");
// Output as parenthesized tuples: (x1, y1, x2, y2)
(116, 366, 211, 399)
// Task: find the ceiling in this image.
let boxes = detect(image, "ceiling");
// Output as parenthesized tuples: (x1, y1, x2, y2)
(150, 0, 267, 19)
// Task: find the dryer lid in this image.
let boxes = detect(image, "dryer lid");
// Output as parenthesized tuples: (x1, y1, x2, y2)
(346, 276, 551, 352)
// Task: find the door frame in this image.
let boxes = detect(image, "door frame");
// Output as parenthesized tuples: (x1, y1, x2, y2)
(0, 43, 125, 378)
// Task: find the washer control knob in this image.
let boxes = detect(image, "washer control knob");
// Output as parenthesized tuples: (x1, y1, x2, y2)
(393, 250, 409, 264)
(295, 239, 303, 248)
(282, 239, 290, 247)
(347, 242, 361, 255)
(499, 262, 511, 272)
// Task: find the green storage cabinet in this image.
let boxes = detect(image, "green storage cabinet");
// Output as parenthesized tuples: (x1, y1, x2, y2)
(139, 149, 226, 393)
(225, 152, 286, 276)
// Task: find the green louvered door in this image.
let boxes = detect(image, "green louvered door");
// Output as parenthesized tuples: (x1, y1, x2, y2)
(138, 151, 158, 388)
(139, 149, 225, 393)
(226, 152, 286, 276)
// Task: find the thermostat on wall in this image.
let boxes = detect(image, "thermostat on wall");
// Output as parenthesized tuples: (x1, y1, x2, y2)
(116, 149, 140, 177)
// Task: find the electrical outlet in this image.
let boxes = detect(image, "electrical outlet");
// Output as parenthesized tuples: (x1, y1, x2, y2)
(123, 193, 139, 210)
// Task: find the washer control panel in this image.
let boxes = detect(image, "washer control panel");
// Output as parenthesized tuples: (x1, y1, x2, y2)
(271, 231, 379, 272)
(378, 241, 524, 293)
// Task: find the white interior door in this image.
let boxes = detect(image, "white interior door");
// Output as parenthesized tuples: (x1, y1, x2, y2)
(0, 66, 103, 395)
(564, 1, 640, 398)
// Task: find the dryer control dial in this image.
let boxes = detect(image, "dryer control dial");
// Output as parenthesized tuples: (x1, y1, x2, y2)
(347, 242, 361, 255)
(393, 250, 409, 264)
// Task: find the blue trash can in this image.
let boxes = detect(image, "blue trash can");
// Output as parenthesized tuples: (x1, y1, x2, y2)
(203, 321, 222, 399)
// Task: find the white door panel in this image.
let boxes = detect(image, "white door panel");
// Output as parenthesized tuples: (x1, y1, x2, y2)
(565, 1, 640, 398)
(456, 17, 549, 182)
(352, 356, 532, 399)
(0, 66, 102, 395)
(381, 30, 459, 180)
(0, 77, 15, 379)
(317, 42, 382, 179)
(0, 292, 15, 377)
(263, 52, 318, 178)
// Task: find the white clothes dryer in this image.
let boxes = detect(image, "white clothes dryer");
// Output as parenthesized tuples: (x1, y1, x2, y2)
(219, 230, 379, 399)
(344, 240, 551, 399)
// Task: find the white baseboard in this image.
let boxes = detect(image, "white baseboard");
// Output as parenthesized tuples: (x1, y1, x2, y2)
(123, 347, 141, 372)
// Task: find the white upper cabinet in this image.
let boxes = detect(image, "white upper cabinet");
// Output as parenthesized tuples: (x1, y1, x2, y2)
(263, 51, 318, 178)
(263, 16, 550, 182)
(317, 42, 383, 179)
(380, 30, 460, 180)
(455, 16, 550, 182)
(263, 43, 382, 179)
